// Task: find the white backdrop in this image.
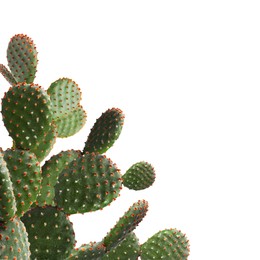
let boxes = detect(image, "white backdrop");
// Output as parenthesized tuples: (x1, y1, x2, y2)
(1, 1, 260, 259)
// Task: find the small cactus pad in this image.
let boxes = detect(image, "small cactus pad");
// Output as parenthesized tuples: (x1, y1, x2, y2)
(141, 229, 190, 259)
(83, 108, 124, 154)
(4, 149, 41, 217)
(1, 83, 53, 158)
(69, 242, 106, 259)
(47, 78, 86, 137)
(102, 232, 140, 259)
(0, 153, 17, 221)
(0, 64, 17, 85)
(55, 152, 122, 214)
(37, 149, 81, 206)
(122, 161, 155, 191)
(103, 200, 148, 251)
(21, 206, 75, 260)
(7, 34, 38, 83)
(0, 217, 30, 259)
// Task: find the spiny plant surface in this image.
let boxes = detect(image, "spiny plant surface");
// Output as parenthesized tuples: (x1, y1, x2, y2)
(0, 34, 190, 259)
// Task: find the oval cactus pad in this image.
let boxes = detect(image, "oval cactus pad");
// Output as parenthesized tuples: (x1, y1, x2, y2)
(0, 152, 17, 221)
(4, 148, 41, 217)
(122, 161, 156, 190)
(47, 78, 86, 137)
(1, 83, 53, 157)
(103, 200, 148, 251)
(0, 217, 30, 259)
(55, 152, 122, 214)
(141, 229, 190, 259)
(7, 34, 38, 83)
(21, 206, 75, 260)
(83, 108, 124, 154)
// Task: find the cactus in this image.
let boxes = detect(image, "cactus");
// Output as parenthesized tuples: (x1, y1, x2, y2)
(37, 149, 81, 207)
(3, 149, 41, 217)
(21, 206, 75, 260)
(0, 153, 16, 221)
(0, 34, 190, 259)
(122, 161, 156, 191)
(7, 34, 38, 84)
(83, 108, 125, 154)
(47, 78, 86, 138)
(2, 83, 55, 162)
(141, 229, 190, 259)
(102, 200, 148, 251)
(0, 217, 30, 259)
(0, 64, 17, 86)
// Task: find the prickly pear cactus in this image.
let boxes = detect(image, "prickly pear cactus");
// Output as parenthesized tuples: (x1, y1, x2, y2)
(122, 161, 156, 190)
(7, 34, 37, 84)
(141, 229, 190, 259)
(0, 34, 190, 259)
(0, 153, 16, 221)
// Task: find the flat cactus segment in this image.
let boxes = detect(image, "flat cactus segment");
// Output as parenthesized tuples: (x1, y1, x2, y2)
(37, 149, 81, 206)
(55, 152, 122, 214)
(141, 229, 190, 260)
(55, 106, 86, 137)
(47, 78, 82, 115)
(7, 34, 38, 83)
(0, 64, 17, 85)
(0, 217, 30, 259)
(4, 149, 41, 217)
(47, 78, 87, 137)
(102, 232, 140, 260)
(21, 206, 75, 260)
(1, 83, 53, 156)
(69, 242, 106, 259)
(0, 153, 17, 221)
(122, 162, 156, 190)
(83, 108, 125, 154)
(103, 200, 148, 251)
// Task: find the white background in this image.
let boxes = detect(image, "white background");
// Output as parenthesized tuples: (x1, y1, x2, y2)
(1, 1, 260, 259)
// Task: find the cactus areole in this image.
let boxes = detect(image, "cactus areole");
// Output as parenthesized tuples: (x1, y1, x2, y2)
(0, 34, 190, 259)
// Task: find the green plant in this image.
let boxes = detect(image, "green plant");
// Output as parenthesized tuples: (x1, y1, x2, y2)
(0, 34, 190, 259)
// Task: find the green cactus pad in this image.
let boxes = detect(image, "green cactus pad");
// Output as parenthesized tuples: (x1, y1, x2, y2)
(55, 152, 122, 214)
(1, 83, 53, 156)
(4, 149, 41, 217)
(0, 153, 17, 221)
(0, 64, 17, 85)
(69, 242, 106, 259)
(32, 123, 57, 162)
(0, 217, 30, 259)
(141, 229, 190, 260)
(102, 232, 140, 260)
(21, 206, 75, 260)
(47, 78, 87, 137)
(37, 149, 81, 206)
(103, 200, 148, 251)
(122, 162, 155, 191)
(83, 108, 124, 154)
(7, 34, 38, 83)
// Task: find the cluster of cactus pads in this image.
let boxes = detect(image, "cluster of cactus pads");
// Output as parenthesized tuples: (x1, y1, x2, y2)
(0, 34, 190, 259)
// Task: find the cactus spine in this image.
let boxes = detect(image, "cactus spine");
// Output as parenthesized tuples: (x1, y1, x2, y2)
(0, 34, 190, 259)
